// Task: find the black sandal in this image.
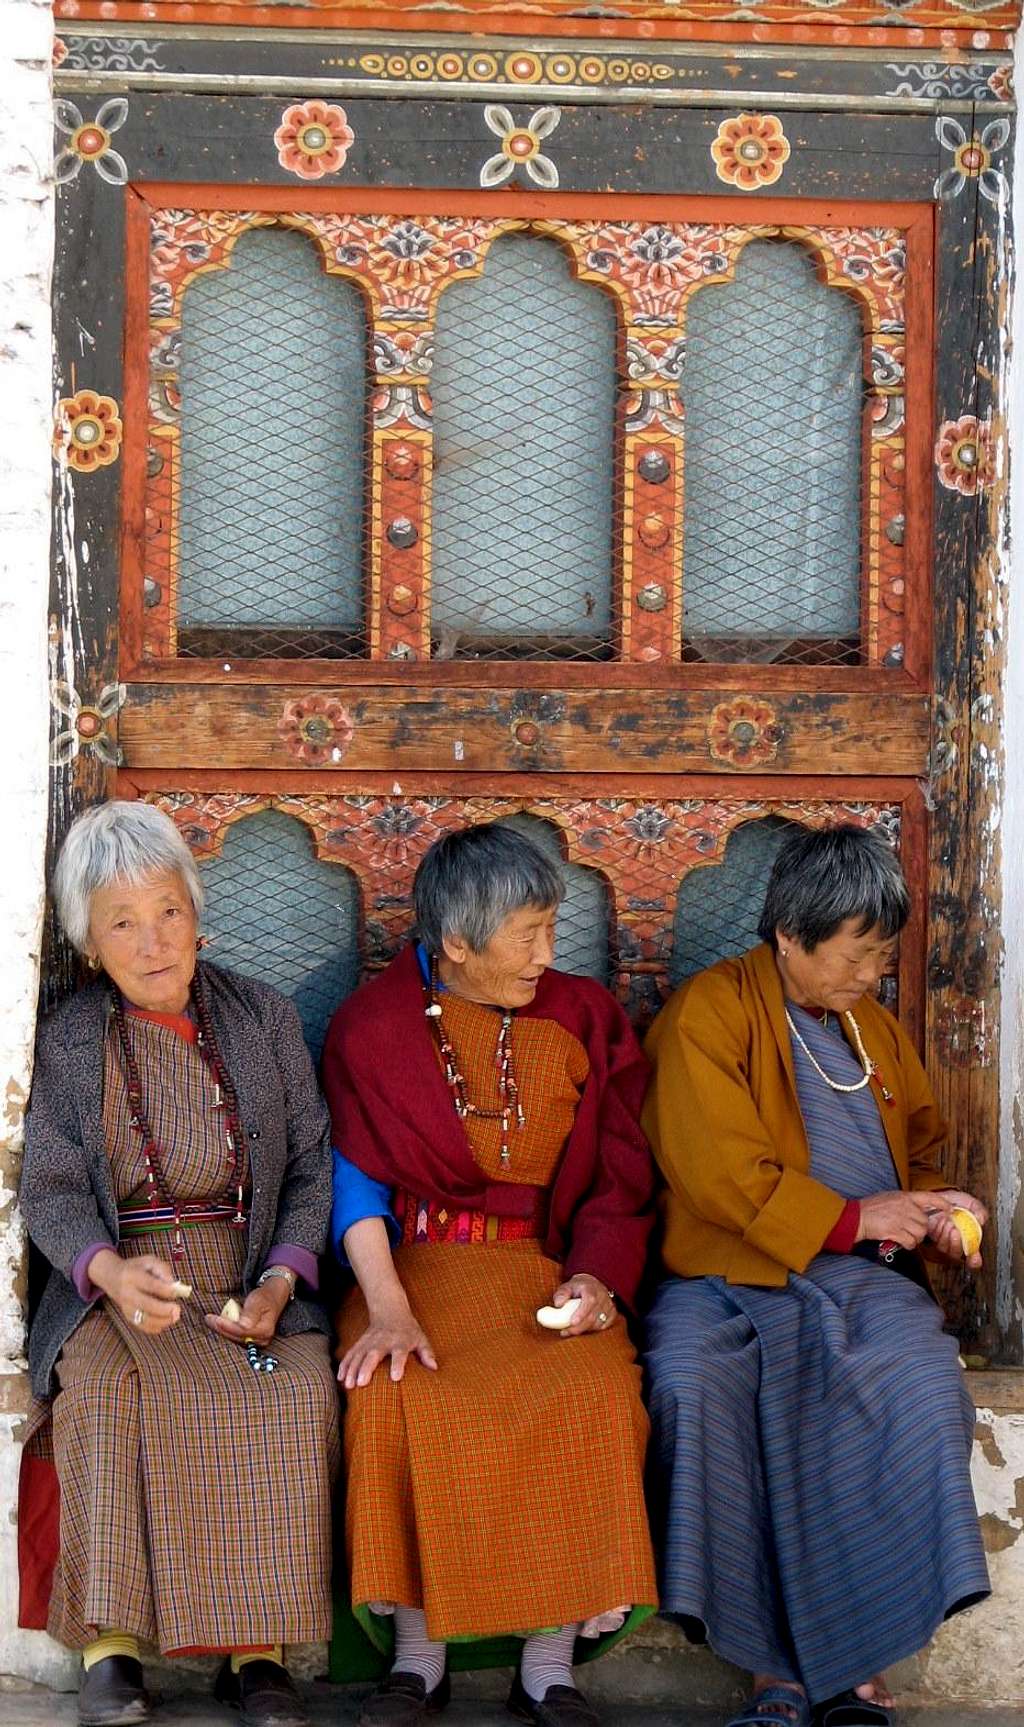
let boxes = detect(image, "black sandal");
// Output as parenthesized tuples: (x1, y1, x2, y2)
(726, 1685, 812, 1727)
(813, 1691, 891, 1726)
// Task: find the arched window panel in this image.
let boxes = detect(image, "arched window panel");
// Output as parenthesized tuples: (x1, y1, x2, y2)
(430, 234, 617, 662)
(670, 815, 800, 987)
(199, 808, 360, 1060)
(177, 227, 367, 660)
(497, 813, 611, 984)
(682, 241, 864, 668)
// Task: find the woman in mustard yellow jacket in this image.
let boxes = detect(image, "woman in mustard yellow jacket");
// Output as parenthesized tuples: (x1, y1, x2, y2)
(643, 824, 989, 1727)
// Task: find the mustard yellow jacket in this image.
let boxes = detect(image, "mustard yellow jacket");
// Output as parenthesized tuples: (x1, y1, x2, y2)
(642, 942, 948, 1287)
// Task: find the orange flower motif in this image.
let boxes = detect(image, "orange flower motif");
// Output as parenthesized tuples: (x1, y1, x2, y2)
(988, 65, 1013, 104)
(274, 101, 354, 181)
(708, 699, 783, 769)
(711, 113, 791, 190)
(935, 415, 995, 496)
(278, 695, 355, 765)
(55, 390, 123, 472)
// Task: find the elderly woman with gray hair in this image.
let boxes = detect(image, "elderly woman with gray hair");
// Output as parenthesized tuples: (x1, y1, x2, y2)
(18, 801, 339, 1727)
(642, 824, 990, 1727)
(321, 822, 657, 1727)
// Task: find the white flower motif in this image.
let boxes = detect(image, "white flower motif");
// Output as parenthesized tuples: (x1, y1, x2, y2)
(934, 116, 1009, 205)
(480, 105, 561, 189)
(51, 680, 126, 767)
(55, 98, 129, 186)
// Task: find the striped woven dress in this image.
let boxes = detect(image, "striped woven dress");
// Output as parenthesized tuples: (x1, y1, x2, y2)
(336, 990, 657, 1657)
(32, 1011, 340, 1655)
(644, 1005, 989, 1704)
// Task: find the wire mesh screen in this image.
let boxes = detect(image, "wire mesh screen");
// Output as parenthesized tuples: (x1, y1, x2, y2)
(430, 234, 617, 661)
(199, 808, 360, 1059)
(178, 227, 367, 660)
(671, 815, 799, 986)
(497, 812, 611, 983)
(682, 240, 864, 666)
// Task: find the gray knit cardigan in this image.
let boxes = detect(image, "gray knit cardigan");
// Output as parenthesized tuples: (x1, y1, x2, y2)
(21, 960, 333, 1397)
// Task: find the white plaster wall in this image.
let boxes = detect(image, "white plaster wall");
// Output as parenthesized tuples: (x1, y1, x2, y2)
(0, 0, 75, 1690)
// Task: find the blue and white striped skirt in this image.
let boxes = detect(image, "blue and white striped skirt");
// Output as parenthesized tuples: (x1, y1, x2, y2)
(644, 1255, 989, 1704)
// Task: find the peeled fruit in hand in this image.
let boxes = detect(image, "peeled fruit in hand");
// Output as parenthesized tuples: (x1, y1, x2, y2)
(221, 1297, 243, 1323)
(536, 1297, 582, 1331)
(950, 1208, 982, 1256)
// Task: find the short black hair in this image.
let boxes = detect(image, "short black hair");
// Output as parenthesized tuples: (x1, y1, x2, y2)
(757, 823, 909, 952)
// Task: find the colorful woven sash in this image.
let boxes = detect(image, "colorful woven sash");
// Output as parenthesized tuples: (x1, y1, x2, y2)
(396, 1190, 545, 1247)
(117, 1202, 239, 1237)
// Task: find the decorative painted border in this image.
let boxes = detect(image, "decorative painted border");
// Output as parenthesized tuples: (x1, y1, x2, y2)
(151, 787, 899, 1020)
(141, 199, 909, 669)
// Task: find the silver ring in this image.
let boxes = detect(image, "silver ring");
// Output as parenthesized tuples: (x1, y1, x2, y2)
(132, 1309, 144, 1327)
(598, 1311, 608, 1326)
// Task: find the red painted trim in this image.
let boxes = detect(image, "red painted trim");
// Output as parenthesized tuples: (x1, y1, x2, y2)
(54, 4, 1016, 48)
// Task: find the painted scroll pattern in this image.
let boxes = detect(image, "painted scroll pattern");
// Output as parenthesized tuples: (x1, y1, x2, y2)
(153, 789, 899, 1022)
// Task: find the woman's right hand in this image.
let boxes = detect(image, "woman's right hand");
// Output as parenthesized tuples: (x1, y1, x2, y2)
(87, 1248, 183, 1335)
(855, 1190, 952, 1251)
(338, 1302, 437, 1390)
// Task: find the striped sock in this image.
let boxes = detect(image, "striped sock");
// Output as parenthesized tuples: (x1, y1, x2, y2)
(230, 1645, 283, 1675)
(392, 1606, 446, 1692)
(82, 1633, 140, 1671)
(521, 1622, 579, 1703)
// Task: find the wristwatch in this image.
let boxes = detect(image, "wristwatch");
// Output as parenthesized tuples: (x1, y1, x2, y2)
(258, 1265, 297, 1301)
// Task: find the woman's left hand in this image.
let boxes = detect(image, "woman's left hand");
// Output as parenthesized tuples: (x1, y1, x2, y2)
(549, 1272, 617, 1339)
(926, 1188, 988, 1269)
(204, 1280, 290, 1347)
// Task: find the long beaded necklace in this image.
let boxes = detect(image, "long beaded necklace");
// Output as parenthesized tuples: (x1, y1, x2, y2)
(423, 957, 526, 1166)
(110, 971, 248, 1264)
(785, 1005, 894, 1105)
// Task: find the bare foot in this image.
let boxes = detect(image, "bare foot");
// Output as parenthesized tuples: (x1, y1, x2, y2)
(854, 1674, 894, 1708)
(750, 1673, 807, 1719)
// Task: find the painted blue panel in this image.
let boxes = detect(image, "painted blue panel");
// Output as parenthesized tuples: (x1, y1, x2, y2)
(683, 241, 862, 649)
(199, 808, 360, 1060)
(178, 227, 365, 636)
(671, 815, 798, 985)
(430, 234, 617, 656)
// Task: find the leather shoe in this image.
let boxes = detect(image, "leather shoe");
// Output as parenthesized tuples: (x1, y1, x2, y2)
(213, 1658, 309, 1727)
(357, 1667, 452, 1724)
(506, 1670, 600, 1726)
(78, 1656, 151, 1726)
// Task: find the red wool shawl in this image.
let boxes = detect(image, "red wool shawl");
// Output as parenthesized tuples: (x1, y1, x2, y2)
(321, 945, 656, 1309)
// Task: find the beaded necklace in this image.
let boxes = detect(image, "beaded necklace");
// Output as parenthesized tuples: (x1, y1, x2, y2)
(423, 956, 526, 1166)
(785, 1005, 894, 1106)
(110, 971, 248, 1264)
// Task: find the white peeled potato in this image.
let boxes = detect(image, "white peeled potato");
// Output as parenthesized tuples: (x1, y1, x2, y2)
(221, 1297, 243, 1323)
(170, 1280, 192, 1299)
(536, 1297, 582, 1331)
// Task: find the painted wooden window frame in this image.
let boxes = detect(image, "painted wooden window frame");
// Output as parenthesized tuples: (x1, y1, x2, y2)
(120, 186, 934, 684)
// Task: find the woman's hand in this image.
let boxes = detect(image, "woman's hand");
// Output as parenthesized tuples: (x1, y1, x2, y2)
(338, 1300, 438, 1390)
(88, 1248, 182, 1336)
(205, 1280, 290, 1347)
(925, 1188, 988, 1269)
(549, 1272, 617, 1339)
(855, 1190, 952, 1252)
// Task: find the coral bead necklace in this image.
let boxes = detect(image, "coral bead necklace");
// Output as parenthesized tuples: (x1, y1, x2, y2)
(423, 956, 526, 1166)
(110, 971, 248, 1263)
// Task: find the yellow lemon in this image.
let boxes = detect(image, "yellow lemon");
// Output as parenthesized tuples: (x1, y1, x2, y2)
(951, 1207, 982, 1256)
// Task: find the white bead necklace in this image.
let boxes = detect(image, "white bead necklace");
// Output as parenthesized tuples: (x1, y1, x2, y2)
(785, 1005, 876, 1095)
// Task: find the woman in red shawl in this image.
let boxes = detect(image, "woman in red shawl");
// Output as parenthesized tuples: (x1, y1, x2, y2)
(322, 823, 657, 1727)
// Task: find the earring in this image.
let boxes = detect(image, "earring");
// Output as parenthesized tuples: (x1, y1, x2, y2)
(85, 953, 101, 972)
(195, 935, 208, 952)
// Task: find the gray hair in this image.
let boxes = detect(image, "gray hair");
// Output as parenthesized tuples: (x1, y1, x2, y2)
(53, 800, 204, 954)
(757, 822, 909, 952)
(414, 821, 565, 955)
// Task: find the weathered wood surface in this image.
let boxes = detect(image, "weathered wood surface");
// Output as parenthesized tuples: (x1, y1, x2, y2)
(53, 29, 1015, 116)
(925, 122, 1013, 1358)
(118, 683, 931, 773)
